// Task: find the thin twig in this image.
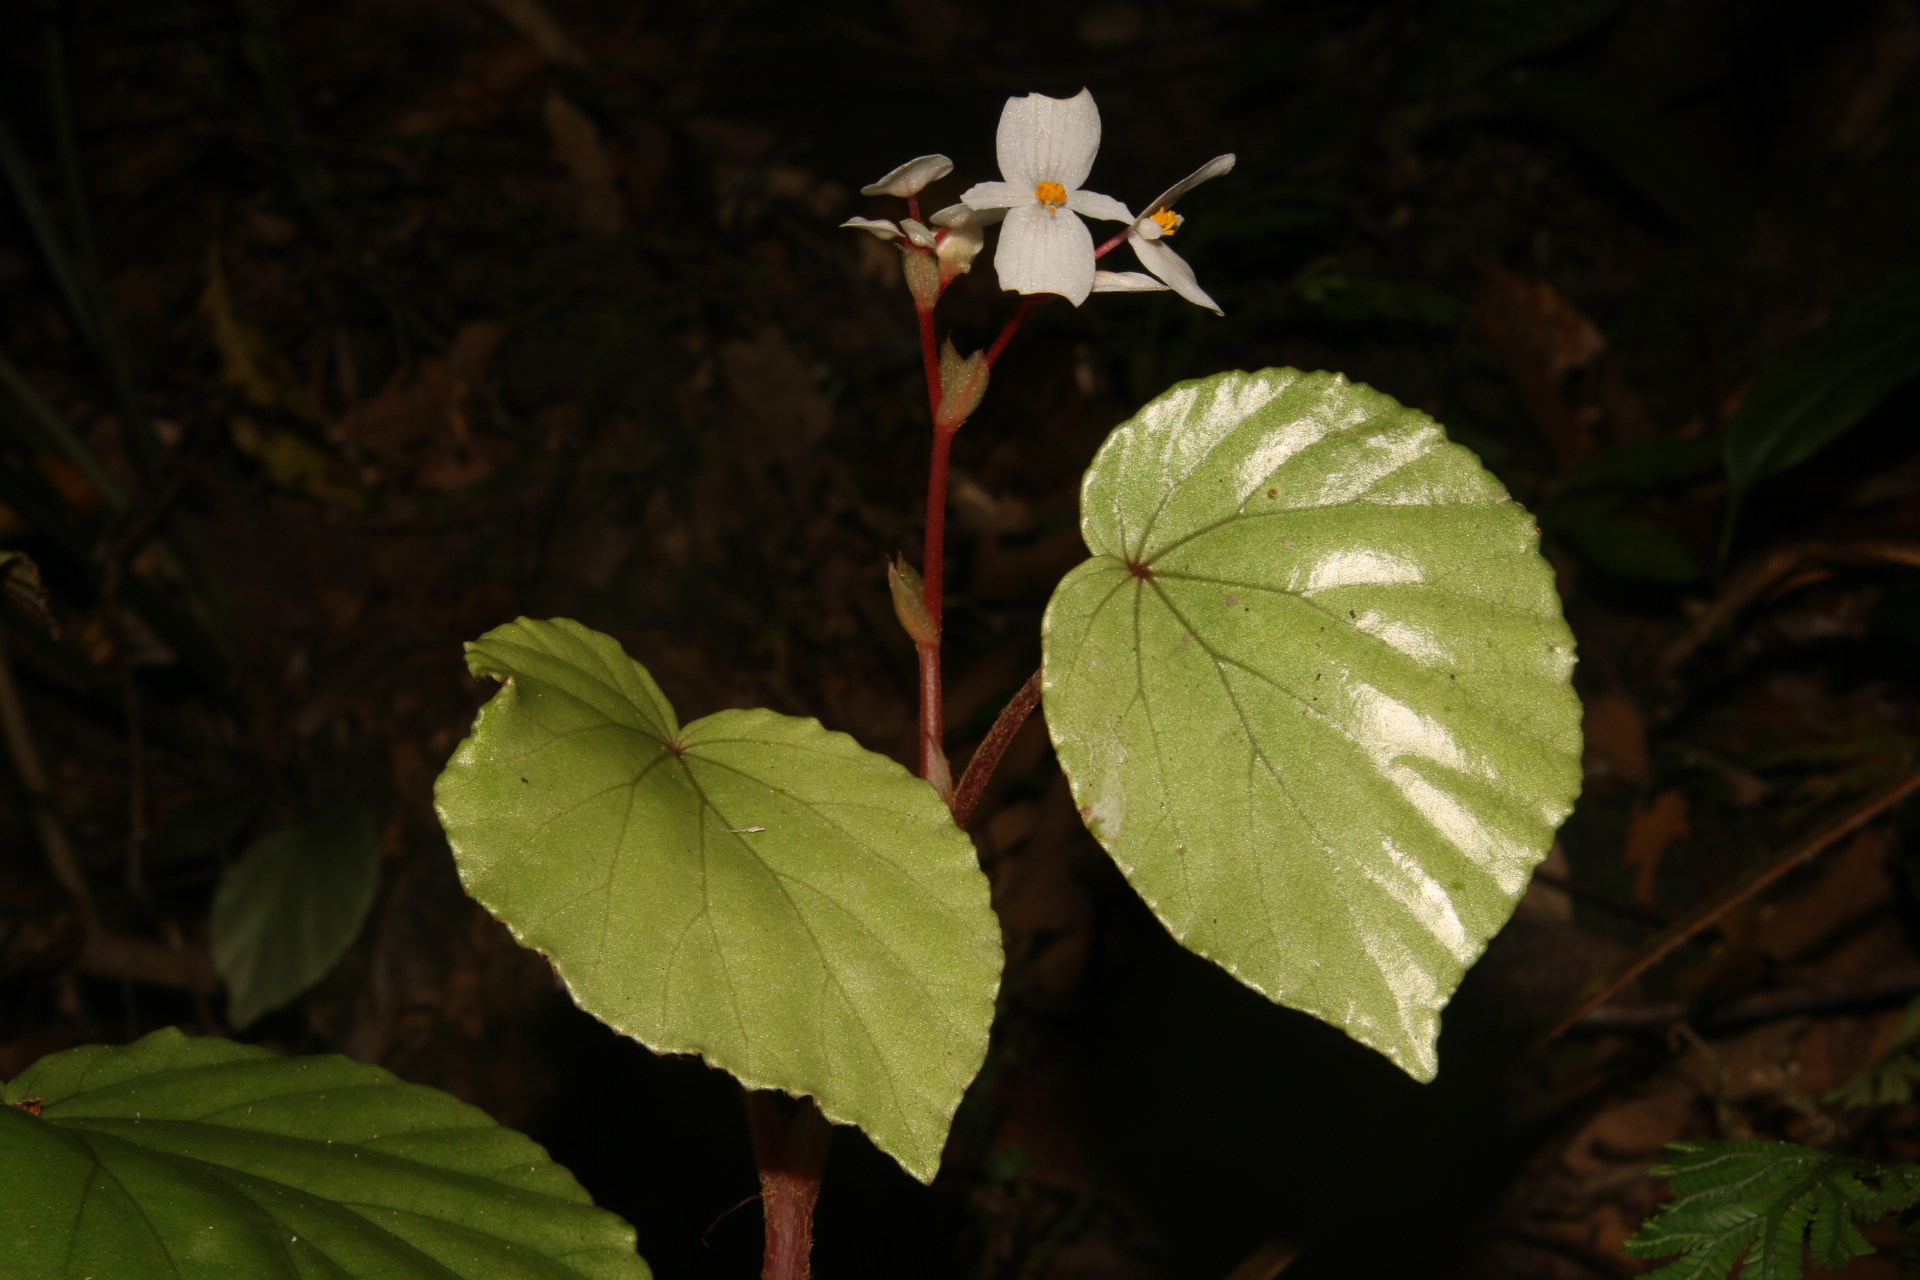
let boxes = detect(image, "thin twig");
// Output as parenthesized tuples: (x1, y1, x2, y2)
(0, 639, 94, 919)
(951, 669, 1043, 828)
(1580, 968, 1920, 1035)
(0, 639, 211, 992)
(1525, 771, 1920, 1059)
(1661, 540, 1920, 673)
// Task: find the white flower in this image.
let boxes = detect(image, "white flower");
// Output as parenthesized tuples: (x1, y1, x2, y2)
(860, 154, 953, 198)
(960, 90, 1133, 307)
(1116, 154, 1235, 314)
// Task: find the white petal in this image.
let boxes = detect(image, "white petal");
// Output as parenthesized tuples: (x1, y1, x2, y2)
(860, 154, 954, 198)
(937, 224, 987, 275)
(1133, 237, 1223, 314)
(1142, 153, 1236, 215)
(841, 216, 902, 240)
(900, 218, 938, 248)
(1092, 270, 1169, 293)
(960, 181, 1032, 210)
(994, 204, 1096, 306)
(930, 202, 1007, 228)
(1066, 189, 1133, 223)
(995, 89, 1101, 191)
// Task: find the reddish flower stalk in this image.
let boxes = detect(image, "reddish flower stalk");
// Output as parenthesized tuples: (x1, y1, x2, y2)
(746, 1092, 831, 1280)
(986, 295, 1044, 368)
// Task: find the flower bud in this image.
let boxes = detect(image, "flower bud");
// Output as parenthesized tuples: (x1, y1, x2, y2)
(935, 339, 989, 432)
(861, 154, 953, 199)
(901, 247, 941, 309)
(887, 556, 938, 646)
(936, 224, 985, 287)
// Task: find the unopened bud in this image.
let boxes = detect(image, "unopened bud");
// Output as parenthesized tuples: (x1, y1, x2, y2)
(887, 556, 938, 646)
(936, 224, 985, 286)
(861, 154, 953, 199)
(901, 248, 940, 309)
(935, 339, 989, 431)
(899, 218, 937, 249)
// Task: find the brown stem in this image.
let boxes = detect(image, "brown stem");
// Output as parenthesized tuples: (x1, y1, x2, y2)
(951, 669, 1043, 828)
(745, 1091, 831, 1280)
(1524, 770, 1920, 1059)
(0, 640, 94, 920)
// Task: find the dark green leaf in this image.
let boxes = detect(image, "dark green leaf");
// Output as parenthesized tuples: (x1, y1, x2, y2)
(1625, 1140, 1920, 1280)
(1290, 256, 1465, 328)
(1557, 437, 1724, 496)
(210, 804, 379, 1027)
(1546, 494, 1699, 581)
(434, 618, 999, 1181)
(1400, 0, 1624, 96)
(1826, 996, 1920, 1110)
(145, 785, 268, 867)
(1042, 369, 1583, 1080)
(0, 1027, 649, 1279)
(1723, 262, 1920, 545)
(1504, 70, 1739, 240)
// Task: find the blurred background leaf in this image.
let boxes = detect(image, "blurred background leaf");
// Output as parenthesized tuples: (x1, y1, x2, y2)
(1723, 261, 1920, 553)
(210, 803, 379, 1029)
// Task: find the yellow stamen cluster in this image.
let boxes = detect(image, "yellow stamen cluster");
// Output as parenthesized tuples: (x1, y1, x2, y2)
(1150, 208, 1181, 236)
(1034, 181, 1068, 209)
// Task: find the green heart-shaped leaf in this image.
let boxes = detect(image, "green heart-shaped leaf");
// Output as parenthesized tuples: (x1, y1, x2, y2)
(0, 1027, 647, 1279)
(211, 803, 379, 1028)
(1042, 368, 1581, 1080)
(433, 618, 999, 1181)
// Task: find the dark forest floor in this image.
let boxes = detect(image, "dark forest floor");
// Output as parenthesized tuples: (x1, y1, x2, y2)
(3, 0, 1920, 1276)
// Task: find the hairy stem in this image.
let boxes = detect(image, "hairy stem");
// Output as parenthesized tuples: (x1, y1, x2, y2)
(746, 1091, 831, 1280)
(951, 669, 1043, 828)
(917, 303, 942, 417)
(919, 424, 956, 794)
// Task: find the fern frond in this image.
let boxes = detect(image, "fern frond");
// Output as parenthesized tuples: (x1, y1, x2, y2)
(1625, 1140, 1920, 1280)
(1826, 996, 1920, 1109)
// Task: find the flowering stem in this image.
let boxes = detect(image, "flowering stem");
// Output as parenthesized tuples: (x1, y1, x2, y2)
(919, 421, 955, 797)
(746, 1091, 831, 1280)
(917, 302, 942, 417)
(986, 296, 1043, 368)
(1093, 228, 1129, 259)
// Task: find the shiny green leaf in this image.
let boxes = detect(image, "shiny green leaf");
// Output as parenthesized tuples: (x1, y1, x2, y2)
(1723, 262, 1920, 547)
(1042, 369, 1582, 1080)
(0, 1027, 649, 1280)
(433, 618, 999, 1182)
(211, 803, 380, 1028)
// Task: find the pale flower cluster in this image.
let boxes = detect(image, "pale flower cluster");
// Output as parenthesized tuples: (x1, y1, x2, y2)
(842, 89, 1232, 314)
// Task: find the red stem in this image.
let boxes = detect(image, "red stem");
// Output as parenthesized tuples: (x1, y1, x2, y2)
(986, 296, 1044, 368)
(951, 669, 1042, 827)
(746, 1092, 831, 1280)
(919, 424, 955, 794)
(1093, 227, 1129, 259)
(917, 304, 942, 416)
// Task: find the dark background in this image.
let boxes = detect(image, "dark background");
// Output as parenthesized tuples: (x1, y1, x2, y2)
(2, 0, 1919, 1276)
